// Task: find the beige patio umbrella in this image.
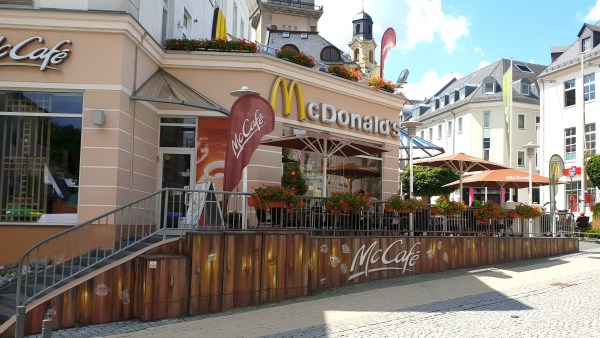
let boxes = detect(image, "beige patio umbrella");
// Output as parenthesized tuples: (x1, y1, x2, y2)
(414, 153, 508, 200)
(442, 168, 552, 190)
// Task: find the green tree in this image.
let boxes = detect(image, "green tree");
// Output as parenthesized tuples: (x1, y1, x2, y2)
(401, 165, 460, 198)
(585, 153, 600, 189)
(282, 161, 308, 196)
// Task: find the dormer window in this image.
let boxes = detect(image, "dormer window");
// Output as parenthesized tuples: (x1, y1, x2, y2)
(521, 78, 531, 95)
(281, 44, 299, 53)
(582, 37, 592, 53)
(483, 76, 496, 94)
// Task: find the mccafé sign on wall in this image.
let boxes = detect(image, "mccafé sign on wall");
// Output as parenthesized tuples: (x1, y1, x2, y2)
(0, 35, 72, 71)
(270, 77, 401, 138)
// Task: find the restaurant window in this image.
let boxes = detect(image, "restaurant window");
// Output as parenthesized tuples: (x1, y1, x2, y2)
(159, 117, 197, 148)
(0, 91, 83, 223)
(281, 126, 382, 198)
(565, 127, 576, 161)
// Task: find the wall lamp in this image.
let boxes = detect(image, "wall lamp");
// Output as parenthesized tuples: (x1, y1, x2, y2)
(93, 110, 105, 126)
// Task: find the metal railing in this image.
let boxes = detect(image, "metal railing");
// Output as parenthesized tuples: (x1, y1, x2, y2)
(265, 0, 323, 11)
(12, 189, 583, 308)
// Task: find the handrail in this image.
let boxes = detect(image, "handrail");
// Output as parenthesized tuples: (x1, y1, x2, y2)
(15, 188, 169, 307)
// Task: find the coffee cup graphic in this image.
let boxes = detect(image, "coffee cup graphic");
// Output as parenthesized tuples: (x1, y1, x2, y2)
(204, 160, 225, 180)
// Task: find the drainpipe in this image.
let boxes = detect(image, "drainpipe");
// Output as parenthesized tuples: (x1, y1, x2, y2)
(130, 32, 147, 203)
(450, 110, 456, 153)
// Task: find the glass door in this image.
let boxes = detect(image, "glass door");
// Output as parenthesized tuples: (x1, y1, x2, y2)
(159, 149, 195, 228)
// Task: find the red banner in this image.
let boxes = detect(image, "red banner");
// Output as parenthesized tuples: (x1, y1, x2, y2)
(222, 95, 275, 192)
(196, 118, 229, 190)
(380, 27, 396, 79)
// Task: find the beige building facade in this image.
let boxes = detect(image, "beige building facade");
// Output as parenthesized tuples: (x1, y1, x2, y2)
(0, 9, 405, 263)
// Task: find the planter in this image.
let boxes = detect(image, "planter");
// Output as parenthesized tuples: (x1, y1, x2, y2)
(248, 197, 259, 207)
(266, 201, 286, 209)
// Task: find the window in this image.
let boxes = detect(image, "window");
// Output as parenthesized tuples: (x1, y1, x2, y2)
(354, 49, 359, 61)
(420, 131, 425, 139)
(161, 5, 168, 42)
(515, 64, 533, 73)
(565, 79, 576, 107)
(281, 44, 299, 53)
(428, 128, 433, 141)
(483, 111, 490, 128)
(240, 20, 245, 39)
(483, 149, 490, 161)
(458, 117, 463, 133)
(321, 47, 340, 62)
(483, 76, 496, 94)
(355, 24, 360, 35)
(517, 151, 525, 167)
(282, 32, 290, 38)
(438, 124, 442, 139)
(586, 123, 596, 154)
(521, 79, 531, 95)
(582, 37, 592, 53)
(565, 127, 576, 161)
(0, 91, 83, 223)
(584, 73, 595, 102)
(447, 120, 453, 136)
(518, 114, 525, 130)
(300, 33, 308, 39)
(232, 4, 238, 37)
(483, 137, 491, 150)
(369, 50, 373, 63)
(459, 87, 466, 100)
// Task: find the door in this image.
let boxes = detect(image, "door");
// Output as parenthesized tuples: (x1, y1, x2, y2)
(159, 150, 195, 228)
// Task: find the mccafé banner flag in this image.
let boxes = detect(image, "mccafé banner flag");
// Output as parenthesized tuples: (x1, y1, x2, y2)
(380, 27, 396, 79)
(222, 94, 275, 192)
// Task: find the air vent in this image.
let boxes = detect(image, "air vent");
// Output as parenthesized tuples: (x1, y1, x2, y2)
(282, 32, 290, 38)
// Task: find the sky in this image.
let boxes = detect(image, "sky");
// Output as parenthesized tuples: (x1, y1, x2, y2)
(314, 0, 600, 101)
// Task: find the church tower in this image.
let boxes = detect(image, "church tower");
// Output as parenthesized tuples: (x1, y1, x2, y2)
(348, 11, 378, 78)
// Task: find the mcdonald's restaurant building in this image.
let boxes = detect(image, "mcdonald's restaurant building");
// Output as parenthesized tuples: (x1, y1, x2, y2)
(0, 10, 405, 264)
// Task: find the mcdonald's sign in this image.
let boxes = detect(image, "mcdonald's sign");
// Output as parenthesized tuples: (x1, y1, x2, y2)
(270, 77, 400, 138)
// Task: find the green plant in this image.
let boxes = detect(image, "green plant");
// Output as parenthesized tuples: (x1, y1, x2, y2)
(325, 192, 372, 214)
(385, 194, 426, 213)
(163, 38, 258, 53)
(594, 203, 600, 219)
(514, 203, 544, 218)
(402, 166, 460, 198)
(74, 315, 87, 328)
(327, 66, 361, 82)
(433, 195, 466, 215)
(472, 201, 506, 224)
(282, 162, 308, 196)
(365, 76, 397, 93)
(585, 153, 600, 190)
(276, 49, 315, 68)
(252, 184, 300, 209)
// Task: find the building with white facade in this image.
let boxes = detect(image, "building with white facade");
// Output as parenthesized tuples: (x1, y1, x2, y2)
(539, 23, 600, 212)
(408, 59, 545, 204)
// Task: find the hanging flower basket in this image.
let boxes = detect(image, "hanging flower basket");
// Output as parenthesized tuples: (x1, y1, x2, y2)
(385, 194, 425, 213)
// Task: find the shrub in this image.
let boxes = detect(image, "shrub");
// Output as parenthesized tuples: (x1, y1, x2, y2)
(385, 194, 426, 213)
(472, 201, 507, 224)
(514, 203, 544, 218)
(276, 49, 315, 68)
(163, 38, 258, 53)
(433, 195, 466, 215)
(325, 192, 372, 214)
(365, 76, 397, 93)
(327, 66, 361, 82)
(252, 184, 300, 209)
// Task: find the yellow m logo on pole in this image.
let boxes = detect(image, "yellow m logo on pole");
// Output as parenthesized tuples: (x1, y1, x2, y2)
(270, 77, 306, 120)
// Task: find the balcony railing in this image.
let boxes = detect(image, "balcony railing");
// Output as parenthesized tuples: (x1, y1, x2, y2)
(265, 0, 323, 11)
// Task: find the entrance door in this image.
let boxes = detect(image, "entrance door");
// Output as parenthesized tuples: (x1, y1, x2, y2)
(159, 149, 195, 228)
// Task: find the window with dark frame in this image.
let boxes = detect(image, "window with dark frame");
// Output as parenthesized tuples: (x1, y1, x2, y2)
(518, 114, 525, 130)
(564, 79, 576, 107)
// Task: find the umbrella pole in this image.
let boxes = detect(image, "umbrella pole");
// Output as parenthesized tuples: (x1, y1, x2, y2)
(322, 156, 328, 197)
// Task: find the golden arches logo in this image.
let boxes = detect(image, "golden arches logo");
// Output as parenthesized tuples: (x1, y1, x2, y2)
(551, 163, 561, 178)
(270, 77, 305, 120)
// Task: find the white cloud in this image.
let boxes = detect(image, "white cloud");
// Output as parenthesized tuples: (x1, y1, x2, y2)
(476, 60, 490, 70)
(404, 0, 469, 52)
(584, 0, 600, 22)
(473, 47, 482, 54)
(402, 70, 458, 100)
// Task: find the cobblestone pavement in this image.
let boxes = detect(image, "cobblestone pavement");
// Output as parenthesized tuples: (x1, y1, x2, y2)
(32, 240, 600, 338)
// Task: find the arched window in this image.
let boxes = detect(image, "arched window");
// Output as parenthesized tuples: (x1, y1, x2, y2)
(368, 50, 373, 63)
(483, 76, 496, 94)
(355, 24, 360, 35)
(368, 25, 372, 35)
(321, 47, 340, 62)
(354, 49, 359, 61)
(281, 44, 299, 53)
